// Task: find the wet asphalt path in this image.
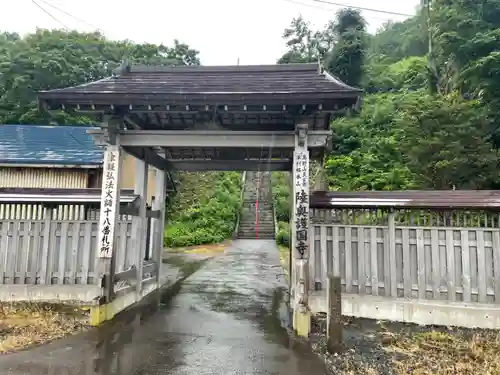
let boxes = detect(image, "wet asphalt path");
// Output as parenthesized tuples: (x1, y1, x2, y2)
(0, 239, 327, 375)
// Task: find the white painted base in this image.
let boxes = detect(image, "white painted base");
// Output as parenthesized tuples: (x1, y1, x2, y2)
(309, 291, 500, 329)
(108, 282, 158, 316)
(0, 284, 102, 304)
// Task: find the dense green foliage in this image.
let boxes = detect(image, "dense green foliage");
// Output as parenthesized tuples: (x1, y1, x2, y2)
(0, 29, 199, 124)
(279, 10, 366, 86)
(277, 2, 500, 192)
(165, 172, 242, 247)
(272, 172, 291, 247)
(327, 91, 497, 190)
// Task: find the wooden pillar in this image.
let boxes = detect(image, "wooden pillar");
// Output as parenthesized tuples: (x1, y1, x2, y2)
(148, 197, 155, 260)
(327, 275, 343, 353)
(41, 207, 54, 285)
(313, 164, 329, 191)
(292, 123, 311, 338)
(152, 168, 166, 286)
(96, 132, 122, 303)
(132, 157, 148, 298)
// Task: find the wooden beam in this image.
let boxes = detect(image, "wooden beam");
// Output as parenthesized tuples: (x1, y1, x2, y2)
(123, 146, 172, 172)
(167, 159, 293, 171)
(89, 129, 330, 149)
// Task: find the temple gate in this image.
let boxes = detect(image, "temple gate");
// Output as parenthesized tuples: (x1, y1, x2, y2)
(38, 62, 361, 334)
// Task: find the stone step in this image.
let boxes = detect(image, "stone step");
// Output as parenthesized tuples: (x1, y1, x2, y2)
(239, 226, 273, 229)
(242, 206, 273, 209)
(241, 215, 273, 219)
(239, 223, 275, 230)
(239, 229, 274, 232)
(243, 203, 272, 206)
(238, 229, 274, 232)
(240, 219, 273, 223)
(238, 236, 275, 239)
(238, 235, 275, 239)
(239, 222, 274, 226)
(238, 226, 274, 230)
(238, 232, 275, 237)
(240, 218, 274, 222)
(240, 213, 273, 217)
(241, 212, 273, 216)
(240, 171, 274, 240)
(239, 222, 274, 225)
(242, 207, 273, 210)
(240, 220, 274, 223)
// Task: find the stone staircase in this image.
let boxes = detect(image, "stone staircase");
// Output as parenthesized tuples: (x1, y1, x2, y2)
(237, 171, 275, 239)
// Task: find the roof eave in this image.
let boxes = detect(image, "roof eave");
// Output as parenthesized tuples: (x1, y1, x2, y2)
(38, 90, 362, 105)
(0, 162, 102, 169)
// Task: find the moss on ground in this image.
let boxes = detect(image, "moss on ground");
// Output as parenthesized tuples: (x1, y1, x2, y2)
(165, 172, 242, 247)
(162, 255, 208, 277)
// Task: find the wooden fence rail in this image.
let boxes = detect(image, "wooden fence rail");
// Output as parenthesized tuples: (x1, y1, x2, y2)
(309, 213, 500, 304)
(0, 220, 133, 285)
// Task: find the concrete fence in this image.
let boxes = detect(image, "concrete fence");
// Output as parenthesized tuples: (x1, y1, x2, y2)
(0, 219, 134, 286)
(307, 207, 500, 329)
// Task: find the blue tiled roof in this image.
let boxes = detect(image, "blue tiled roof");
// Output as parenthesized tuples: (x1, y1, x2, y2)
(0, 125, 104, 166)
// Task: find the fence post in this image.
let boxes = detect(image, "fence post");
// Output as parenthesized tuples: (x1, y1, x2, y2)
(327, 275, 342, 353)
(388, 209, 397, 298)
(41, 207, 54, 285)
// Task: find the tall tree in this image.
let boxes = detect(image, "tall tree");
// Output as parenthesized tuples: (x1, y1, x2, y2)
(278, 16, 326, 64)
(0, 29, 200, 125)
(367, 17, 427, 63)
(325, 9, 367, 87)
(430, 0, 500, 146)
(278, 9, 367, 87)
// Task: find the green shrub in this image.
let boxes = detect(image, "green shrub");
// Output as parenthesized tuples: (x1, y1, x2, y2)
(164, 172, 242, 247)
(272, 172, 292, 246)
(276, 221, 290, 247)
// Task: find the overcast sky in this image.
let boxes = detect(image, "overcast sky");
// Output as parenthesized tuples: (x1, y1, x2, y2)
(5, 0, 420, 65)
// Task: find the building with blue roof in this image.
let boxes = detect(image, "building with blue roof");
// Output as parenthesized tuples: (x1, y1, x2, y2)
(0, 124, 106, 189)
(0, 124, 159, 197)
(0, 124, 104, 167)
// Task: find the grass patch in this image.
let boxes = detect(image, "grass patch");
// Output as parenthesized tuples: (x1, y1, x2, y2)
(0, 302, 89, 353)
(165, 172, 242, 247)
(387, 328, 500, 374)
(313, 315, 500, 375)
(278, 245, 290, 277)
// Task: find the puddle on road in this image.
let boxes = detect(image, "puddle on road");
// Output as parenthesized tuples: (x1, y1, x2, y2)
(0, 248, 326, 375)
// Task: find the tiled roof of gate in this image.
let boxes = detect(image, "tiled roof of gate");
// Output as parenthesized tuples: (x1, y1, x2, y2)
(38, 63, 362, 103)
(310, 190, 500, 209)
(0, 124, 103, 166)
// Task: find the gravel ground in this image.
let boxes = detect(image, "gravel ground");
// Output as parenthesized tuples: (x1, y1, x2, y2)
(311, 314, 396, 375)
(310, 313, 500, 375)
